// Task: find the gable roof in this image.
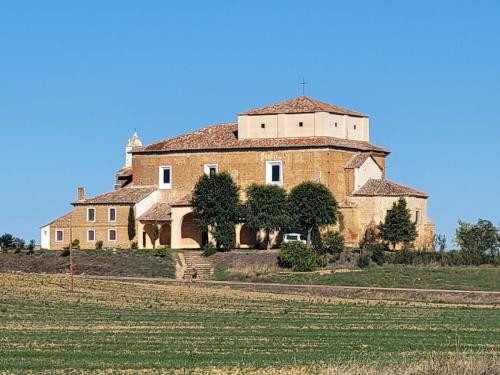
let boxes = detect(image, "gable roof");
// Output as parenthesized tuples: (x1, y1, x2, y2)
(353, 179, 428, 198)
(135, 123, 389, 155)
(72, 186, 156, 205)
(239, 96, 368, 117)
(345, 153, 371, 169)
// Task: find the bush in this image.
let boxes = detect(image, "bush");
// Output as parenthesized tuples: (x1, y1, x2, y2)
(202, 244, 217, 257)
(95, 241, 103, 250)
(371, 243, 387, 266)
(131, 241, 138, 250)
(322, 231, 345, 256)
(279, 242, 317, 272)
(357, 253, 370, 268)
(71, 239, 80, 250)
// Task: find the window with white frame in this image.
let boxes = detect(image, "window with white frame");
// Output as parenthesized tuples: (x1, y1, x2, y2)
(108, 207, 116, 222)
(266, 161, 283, 185)
(108, 229, 117, 241)
(56, 230, 64, 242)
(204, 164, 218, 176)
(87, 229, 95, 242)
(159, 166, 172, 189)
(87, 208, 95, 222)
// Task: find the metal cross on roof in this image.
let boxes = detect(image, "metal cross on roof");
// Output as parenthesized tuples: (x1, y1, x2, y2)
(300, 78, 308, 95)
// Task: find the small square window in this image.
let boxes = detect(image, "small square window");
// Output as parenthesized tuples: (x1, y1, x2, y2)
(56, 230, 64, 242)
(299, 122, 303, 127)
(109, 208, 116, 222)
(87, 230, 95, 242)
(87, 208, 95, 222)
(334, 122, 338, 128)
(353, 125, 357, 130)
(204, 164, 218, 176)
(108, 229, 117, 241)
(261, 123, 265, 129)
(159, 166, 172, 189)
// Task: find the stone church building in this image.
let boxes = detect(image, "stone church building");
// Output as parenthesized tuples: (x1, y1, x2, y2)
(41, 96, 434, 250)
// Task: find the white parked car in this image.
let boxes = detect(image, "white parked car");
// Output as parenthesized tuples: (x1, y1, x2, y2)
(282, 233, 307, 245)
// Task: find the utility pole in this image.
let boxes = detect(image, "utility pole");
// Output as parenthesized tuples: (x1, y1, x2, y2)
(69, 220, 74, 292)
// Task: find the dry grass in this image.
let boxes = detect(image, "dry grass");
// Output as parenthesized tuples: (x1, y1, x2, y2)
(224, 263, 280, 281)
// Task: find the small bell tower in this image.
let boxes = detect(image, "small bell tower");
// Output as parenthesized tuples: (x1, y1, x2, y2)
(125, 130, 142, 167)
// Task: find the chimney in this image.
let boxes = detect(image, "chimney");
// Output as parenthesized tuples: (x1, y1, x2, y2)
(77, 187, 85, 201)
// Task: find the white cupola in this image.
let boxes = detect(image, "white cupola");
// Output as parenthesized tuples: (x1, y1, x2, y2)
(125, 130, 142, 167)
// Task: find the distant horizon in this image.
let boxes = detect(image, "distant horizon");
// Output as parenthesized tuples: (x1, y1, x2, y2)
(1, 1, 499, 245)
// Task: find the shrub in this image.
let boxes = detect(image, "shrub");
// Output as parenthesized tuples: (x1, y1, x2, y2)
(279, 242, 317, 272)
(95, 241, 103, 250)
(357, 253, 370, 268)
(71, 239, 80, 250)
(322, 231, 345, 256)
(131, 241, 138, 250)
(371, 243, 387, 266)
(202, 243, 217, 257)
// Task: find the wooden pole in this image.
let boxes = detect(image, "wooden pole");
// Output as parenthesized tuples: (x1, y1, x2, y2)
(69, 220, 74, 292)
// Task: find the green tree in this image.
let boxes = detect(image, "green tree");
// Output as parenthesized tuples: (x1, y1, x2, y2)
(288, 182, 339, 247)
(128, 206, 136, 248)
(191, 172, 240, 250)
(322, 230, 345, 255)
(379, 197, 417, 250)
(152, 222, 160, 250)
(245, 184, 290, 250)
(0, 233, 14, 252)
(455, 219, 499, 264)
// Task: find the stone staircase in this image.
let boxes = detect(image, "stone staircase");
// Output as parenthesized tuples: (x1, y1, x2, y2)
(179, 251, 214, 280)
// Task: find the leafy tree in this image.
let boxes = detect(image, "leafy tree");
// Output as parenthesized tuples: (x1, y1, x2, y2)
(191, 172, 240, 250)
(13, 238, 25, 253)
(379, 198, 417, 250)
(245, 184, 290, 250)
(288, 182, 339, 247)
(455, 219, 499, 265)
(279, 241, 318, 272)
(128, 206, 136, 247)
(152, 222, 160, 250)
(0, 233, 14, 252)
(27, 239, 36, 255)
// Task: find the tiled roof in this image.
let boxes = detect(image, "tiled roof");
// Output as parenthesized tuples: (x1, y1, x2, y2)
(353, 179, 428, 198)
(137, 203, 172, 221)
(73, 186, 156, 205)
(135, 123, 389, 154)
(345, 153, 371, 169)
(171, 193, 193, 207)
(42, 212, 73, 227)
(240, 96, 367, 117)
(116, 166, 132, 177)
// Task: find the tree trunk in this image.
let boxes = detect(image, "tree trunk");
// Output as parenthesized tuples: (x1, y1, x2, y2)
(307, 228, 312, 246)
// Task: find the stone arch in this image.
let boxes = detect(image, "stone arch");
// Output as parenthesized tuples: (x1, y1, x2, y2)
(180, 212, 202, 249)
(239, 224, 257, 249)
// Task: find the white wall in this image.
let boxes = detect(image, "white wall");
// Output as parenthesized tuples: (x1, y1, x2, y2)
(135, 190, 158, 217)
(354, 157, 382, 191)
(238, 113, 369, 141)
(41, 225, 50, 249)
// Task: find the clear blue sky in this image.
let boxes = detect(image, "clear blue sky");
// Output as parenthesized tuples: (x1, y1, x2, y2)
(1, 1, 499, 246)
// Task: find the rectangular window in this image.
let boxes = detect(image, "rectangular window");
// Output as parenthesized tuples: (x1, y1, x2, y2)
(87, 208, 95, 222)
(56, 230, 64, 242)
(415, 210, 420, 224)
(266, 161, 283, 185)
(261, 123, 265, 128)
(159, 166, 172, 189)
(87, 230, 95, 242)
(299, 122, 303, 127)
(204, 164, 218, 176)
(108, 229, 117, 241)
(108, 207, 116, 222)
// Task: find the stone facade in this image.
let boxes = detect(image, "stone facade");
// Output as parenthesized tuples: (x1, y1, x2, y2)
(41, 96, 434, 250)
